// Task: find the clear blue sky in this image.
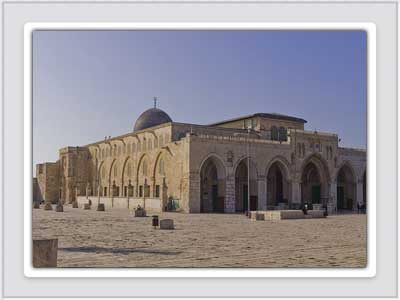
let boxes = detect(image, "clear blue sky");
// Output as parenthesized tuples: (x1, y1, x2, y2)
(33, 30, 366, 169)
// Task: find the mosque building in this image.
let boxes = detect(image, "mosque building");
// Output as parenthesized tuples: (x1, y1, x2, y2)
(33, 100, 367, 213)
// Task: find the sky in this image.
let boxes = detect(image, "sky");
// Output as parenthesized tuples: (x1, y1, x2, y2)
(33, 30, 367, 169)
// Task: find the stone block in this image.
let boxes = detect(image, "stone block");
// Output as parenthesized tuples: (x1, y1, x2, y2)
(72, 201, 78, 208)
(33, 202, 40, 209)
(55, 204, 63, 212)
(160, 219, 174, 230)
(134, 209, 146, 217)
(97, 203, 105, 211)
(308, 210, 326, 218)
(44, 203, 53, 211)
(32, 239, 58, 267)
(83, 203, 91, 210)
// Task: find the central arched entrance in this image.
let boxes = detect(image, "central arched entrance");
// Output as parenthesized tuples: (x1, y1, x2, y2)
(200, 156, 226, 213)
(300, 155, 330, 208)
(266, 160, 290, 208)
(235, 158, 258, 212)
(336, 164, 356, 211)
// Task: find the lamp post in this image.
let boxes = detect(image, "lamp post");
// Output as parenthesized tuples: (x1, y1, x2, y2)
(247, 127, 251, 217)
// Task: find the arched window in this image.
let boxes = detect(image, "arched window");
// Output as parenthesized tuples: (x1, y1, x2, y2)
(279, 127, 287, 141)
(142, 160, 148, 176)
(159, 135, 164, 147)
(271, 126, 279, 141)
(118, 145, 121, 156)
(102, 148, 105, 158)
(158, 158, 165, 175)
(143, 140, 147, 152)
(114, 165, 118, 177)
(127, 162, 131, 177)
(101, 165, 105, 179)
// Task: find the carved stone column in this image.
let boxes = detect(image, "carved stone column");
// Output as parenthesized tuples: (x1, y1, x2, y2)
(225, 175, 235, 213)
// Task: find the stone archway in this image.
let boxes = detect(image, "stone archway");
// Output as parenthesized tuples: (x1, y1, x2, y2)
(300, 155, 330, 208)
(234, 158, 258, 212)
(200, 156, 226, 213)
(266, 161, 290, 208)
(336, 164, 356, 211)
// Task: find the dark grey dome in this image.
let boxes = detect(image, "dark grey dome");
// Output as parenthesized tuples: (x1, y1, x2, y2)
(133, 107, 172, 132)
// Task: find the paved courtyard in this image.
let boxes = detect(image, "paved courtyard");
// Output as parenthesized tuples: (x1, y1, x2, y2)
(32, 206, 367, 268)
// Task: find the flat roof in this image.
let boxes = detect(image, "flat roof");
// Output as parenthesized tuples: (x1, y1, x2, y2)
(208, 113, 307, 126)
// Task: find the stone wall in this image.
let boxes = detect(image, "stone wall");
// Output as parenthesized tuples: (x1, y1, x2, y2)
(77, 196, 162, 212)
(35, 162, 60, 203)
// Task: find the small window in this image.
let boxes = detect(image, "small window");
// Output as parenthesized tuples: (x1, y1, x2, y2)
(158, 158, 165, 175)
(142, 160, 148, 176)
(271, 126, 279, 141)
(155, 185, 160, 198)
(104, 187, 107, 196)
(127, 162, 131, 177)
(279, 127, 287, 141)
(118, 145, 121, 156)
(144, 185, 150, 197)
(139, 186, 143, 197)
(142, 140, 147, 152)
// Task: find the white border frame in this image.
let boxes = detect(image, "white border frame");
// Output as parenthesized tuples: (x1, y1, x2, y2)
(23, 22, 376, 278)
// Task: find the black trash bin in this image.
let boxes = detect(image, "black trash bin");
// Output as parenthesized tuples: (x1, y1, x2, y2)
(152, 215, 159, 228)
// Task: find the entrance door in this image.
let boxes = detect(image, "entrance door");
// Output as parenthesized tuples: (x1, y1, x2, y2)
(337, 186, 344, 209)
(212, 185, 218, 211)
(242, 184, 248, 212)
(312, 185, 321, 204)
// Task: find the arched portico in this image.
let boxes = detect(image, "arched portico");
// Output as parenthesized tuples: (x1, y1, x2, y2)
(336, 163, 356, 211)
(300, 154, 330, 207)
(234, 157, 258, 212)
(200, 155, 226, 213)
(266, 159, 290, 207)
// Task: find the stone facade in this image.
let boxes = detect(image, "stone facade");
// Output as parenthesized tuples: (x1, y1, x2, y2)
(34, 109, 367, 213)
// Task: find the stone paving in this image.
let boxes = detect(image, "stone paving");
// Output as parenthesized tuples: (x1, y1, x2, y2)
(32, 206, 367, 268)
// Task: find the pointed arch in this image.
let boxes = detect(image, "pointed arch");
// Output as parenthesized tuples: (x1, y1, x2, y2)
(234, 156, 258, 212)
(233, 155, 258, 178)
(336, 161, 357, 211)
(265, 156, 291, 207)
(198, 153, 227, 180)
(334, 160, 357, 184)
(199, 154, 227, 212)
(300, 153, 331, 206)
(265, 155, 291, 180)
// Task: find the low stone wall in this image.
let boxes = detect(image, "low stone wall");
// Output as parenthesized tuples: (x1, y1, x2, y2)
(250, 210, 326, 220)
(76, 196, 162, 212)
